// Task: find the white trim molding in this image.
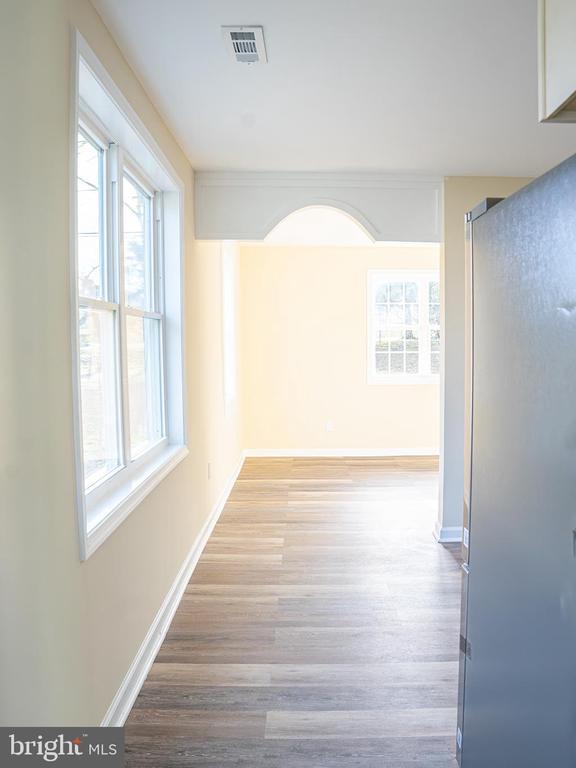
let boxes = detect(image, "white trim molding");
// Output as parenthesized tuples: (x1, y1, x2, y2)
(100, 452, 245, 726)
(433, 521, 463, 544)
(86, 445, 188, 559)
(244, 448, 439, 458)
(70, 30, 187, 560)
(195, 171, 442, 242)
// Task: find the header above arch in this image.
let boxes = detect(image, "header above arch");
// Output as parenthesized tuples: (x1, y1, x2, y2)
(194, 171, 442, 242)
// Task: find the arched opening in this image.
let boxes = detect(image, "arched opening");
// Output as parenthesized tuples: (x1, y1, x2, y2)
(264, 204, 376, 246)
(240, 204, 441, 463)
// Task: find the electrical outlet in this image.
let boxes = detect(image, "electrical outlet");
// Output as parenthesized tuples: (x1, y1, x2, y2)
(325, 420, 335, 433)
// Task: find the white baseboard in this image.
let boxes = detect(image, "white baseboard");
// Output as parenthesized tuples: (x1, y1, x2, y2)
(100, 452, 245, 726)
(244, 448, 439, 458)
(433, 521, 463, 543)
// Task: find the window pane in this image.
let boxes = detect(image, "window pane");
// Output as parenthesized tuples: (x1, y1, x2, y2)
(77, 132, 104, 299)
(375, 333, 388, 352)
(375, 352, 389, 372)
(406, 353, 419, 374)
(375, 284, 388, 304)
(429, 281, 440, 303)
(405, 303, 419, 324)
(406, 328, 419, 351)
(79, 307, 121, 487)
(390, 327, 404, 352)
(405, 282, 418, 302)
(127, 315, 163, 457)
(431, 352, 441, 374)
(376, 306, 388, 328)
(431, 328, 440, 352)
(390, 352, 404, 373)
(123, 175, 153, 310)
(389, 305, 404, 324)
(429, 302, 440, 325)
(390, 283, 404, 302)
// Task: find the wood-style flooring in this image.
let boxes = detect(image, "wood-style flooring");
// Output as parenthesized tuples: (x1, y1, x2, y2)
(125, 457, 461, 767)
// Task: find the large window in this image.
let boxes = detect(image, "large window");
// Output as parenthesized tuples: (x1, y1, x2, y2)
(77, 122, 166, 491)
(73, 44, 186, 559)
(368, 270, 440, 383)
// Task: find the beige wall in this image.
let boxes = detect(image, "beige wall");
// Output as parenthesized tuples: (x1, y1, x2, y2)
(0, 0, 538, 729)
(0, 0, 242, 726)
(240, 244, 440, 452)
(438, 176, 531, 535)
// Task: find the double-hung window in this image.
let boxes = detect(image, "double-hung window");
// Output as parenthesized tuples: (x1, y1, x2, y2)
(73, 45, 186, 559)
(78, 124, 167, 478)
(78, 128, 167, 486)
(367, 270, 440, 383)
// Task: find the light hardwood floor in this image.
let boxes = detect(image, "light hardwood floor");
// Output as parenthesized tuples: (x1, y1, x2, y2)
(125, 457, 461, 767)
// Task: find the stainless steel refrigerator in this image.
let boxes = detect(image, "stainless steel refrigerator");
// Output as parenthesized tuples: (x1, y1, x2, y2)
(457, 155, 576, 767)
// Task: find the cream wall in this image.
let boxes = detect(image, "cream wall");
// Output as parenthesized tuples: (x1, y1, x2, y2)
(0, 0, 242, 726)
(438, 176, 531, 537)
(0, 0, 537, 729)
(240, 244, 440, 452)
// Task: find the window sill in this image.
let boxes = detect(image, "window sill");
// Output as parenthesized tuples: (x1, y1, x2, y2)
(367, 374, 439, 386)
(83, 444, 188, 559)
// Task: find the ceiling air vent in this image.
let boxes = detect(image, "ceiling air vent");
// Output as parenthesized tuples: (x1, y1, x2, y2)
(222, 26, 267, 64)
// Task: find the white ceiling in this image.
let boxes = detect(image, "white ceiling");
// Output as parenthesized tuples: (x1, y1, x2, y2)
(93, 0, 576, 176)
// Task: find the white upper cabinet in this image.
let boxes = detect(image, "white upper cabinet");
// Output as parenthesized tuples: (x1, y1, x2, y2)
(539, 0, 576, 122)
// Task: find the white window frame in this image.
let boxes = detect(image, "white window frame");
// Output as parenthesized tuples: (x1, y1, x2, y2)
(367, 269, 440, 385)
(70, 33, 187, 560)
